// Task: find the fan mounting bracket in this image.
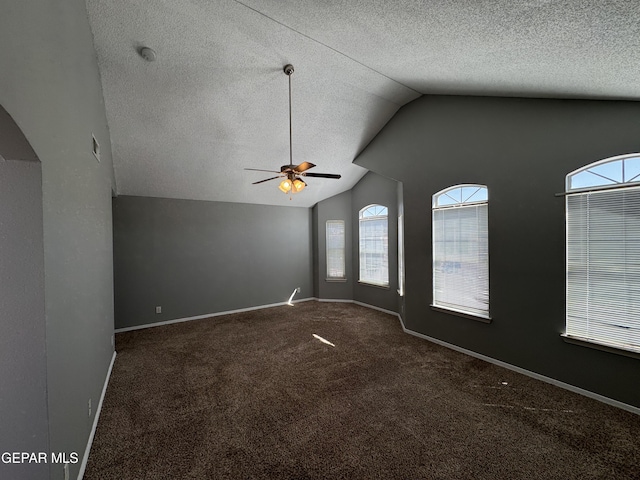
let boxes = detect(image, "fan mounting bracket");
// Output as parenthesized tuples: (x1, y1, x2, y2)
(284, 64, 294, 76)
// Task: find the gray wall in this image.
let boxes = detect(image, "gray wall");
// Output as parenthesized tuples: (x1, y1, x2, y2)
(0, 144, 48, 478)
(351, 172, 399, 312)
(312, 205, 320, 299)
(315, 190, 354, 300)
(113, 196, 313, 329)
(1, 2, 116, 479)
(354, 94, 640, 408)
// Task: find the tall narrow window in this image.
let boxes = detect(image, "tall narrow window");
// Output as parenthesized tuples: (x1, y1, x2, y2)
(359, 205, 389, 286)
(566, 153, 640, 354)
(398, 214, 405, 296)
(432, 185, 489, 317)
(326, 220, 345, 279)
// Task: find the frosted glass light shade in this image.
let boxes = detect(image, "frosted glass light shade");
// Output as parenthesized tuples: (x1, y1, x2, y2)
(292, 178, 306, 192)
(279, 179, 292, 193)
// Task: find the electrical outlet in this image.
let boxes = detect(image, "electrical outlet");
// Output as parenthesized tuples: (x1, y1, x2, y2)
(88, 398, 92, 417)
(296, 287, 301, 293)
(155, 306, 162, 314)
(63, 462, 69, 480)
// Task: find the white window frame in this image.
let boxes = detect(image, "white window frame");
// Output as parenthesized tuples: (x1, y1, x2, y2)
(564, 153, 640, 355)
(358, 204, 389, 287)
(326, 220, 346, 280)
(398, 214, 405, 296)
(432, 184, 489, 319)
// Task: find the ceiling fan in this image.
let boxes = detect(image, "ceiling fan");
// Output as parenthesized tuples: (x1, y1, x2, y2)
(246, 64, 341, 195)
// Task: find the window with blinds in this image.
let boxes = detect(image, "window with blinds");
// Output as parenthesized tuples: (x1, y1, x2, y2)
(326, 220, 345, 279)
(565, 154, 640, 354)
(398, 214, 405, 296)
(432, 185, 489, 317)
(359, 205, 389, 286)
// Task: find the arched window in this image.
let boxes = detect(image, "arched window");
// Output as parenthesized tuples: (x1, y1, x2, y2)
(359, 204, 389, 286)
(432, 185, 489, 318)
(565, 153, 640, 353)
(567, 154, 640, 191)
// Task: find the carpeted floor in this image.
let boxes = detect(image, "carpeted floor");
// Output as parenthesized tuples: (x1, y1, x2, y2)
(85, 302, 640, 479)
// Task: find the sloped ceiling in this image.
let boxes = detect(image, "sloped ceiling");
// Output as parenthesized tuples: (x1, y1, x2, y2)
(86, 0, 640, 207)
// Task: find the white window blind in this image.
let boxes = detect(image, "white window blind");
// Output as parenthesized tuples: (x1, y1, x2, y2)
(432, 185, 489, 317)
(566, 187, 640, 353)
(326, 220, 345, 279)
(398, 214, 405, 296)
(359, 205, 389, 286)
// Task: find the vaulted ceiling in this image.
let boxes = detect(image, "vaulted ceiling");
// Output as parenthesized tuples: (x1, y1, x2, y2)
(86, 0, 640, 207)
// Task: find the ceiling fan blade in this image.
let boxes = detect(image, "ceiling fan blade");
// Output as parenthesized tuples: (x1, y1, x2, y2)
(302, 173, 341, 179)
(252, 176, 283, 185)
(245, 168, 281, 174)
(293, 162, 316, 173)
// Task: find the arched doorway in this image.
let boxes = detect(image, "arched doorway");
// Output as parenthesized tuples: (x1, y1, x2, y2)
(0, 104, 49, 479)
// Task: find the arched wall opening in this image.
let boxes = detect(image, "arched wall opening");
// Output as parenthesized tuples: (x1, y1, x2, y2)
(0, 104, 49, 479)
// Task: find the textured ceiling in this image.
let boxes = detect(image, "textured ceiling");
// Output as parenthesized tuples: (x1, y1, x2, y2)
(86, 0, 640, 207)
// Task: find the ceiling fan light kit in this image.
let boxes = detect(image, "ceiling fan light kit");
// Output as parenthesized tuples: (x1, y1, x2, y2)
(247, 64, 341, 197)
(278, 178, 292, 193)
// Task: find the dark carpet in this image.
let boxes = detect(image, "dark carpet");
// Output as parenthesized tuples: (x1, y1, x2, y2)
(85, 302, 640, 479)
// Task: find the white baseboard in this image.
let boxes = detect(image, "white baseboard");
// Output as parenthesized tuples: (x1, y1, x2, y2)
(317, 298, 400, 318)
(396, 316, 640, 416)
(115, 297, 316, 333)
(78, 350, 116, 480)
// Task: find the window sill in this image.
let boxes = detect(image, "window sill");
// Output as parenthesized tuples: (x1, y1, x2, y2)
(561, 334, 640, 360)
(358, 281, 390, 290)
(325, 278, 347, 283)
(430, 304, 492, 324)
